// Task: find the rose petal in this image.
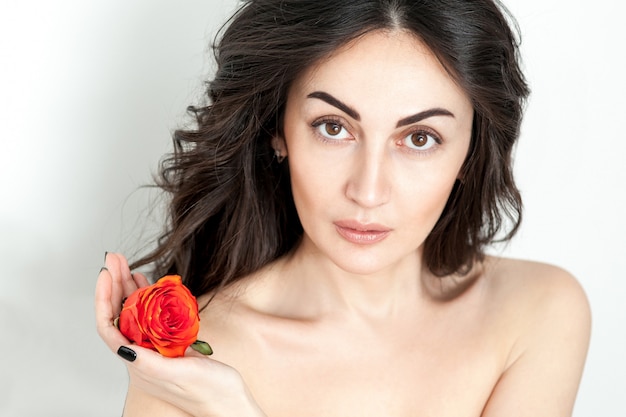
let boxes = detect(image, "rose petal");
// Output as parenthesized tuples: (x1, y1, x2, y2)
(116, 275, 201, 357)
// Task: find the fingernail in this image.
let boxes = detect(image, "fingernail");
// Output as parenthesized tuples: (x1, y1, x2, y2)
(104, 251, 108, 263)
(99, 266, 108, 274)
(117, 346, 137, 362)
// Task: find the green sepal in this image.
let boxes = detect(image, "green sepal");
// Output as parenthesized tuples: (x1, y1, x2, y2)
(191, 340, 213, 356)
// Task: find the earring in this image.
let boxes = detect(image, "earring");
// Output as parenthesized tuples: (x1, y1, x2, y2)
(274, 149, 285, 163)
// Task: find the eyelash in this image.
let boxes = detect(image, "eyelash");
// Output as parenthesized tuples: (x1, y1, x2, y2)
(400, 127, 442, 155)
(311, 117, 352, 144)
(310, 117, 444, 155)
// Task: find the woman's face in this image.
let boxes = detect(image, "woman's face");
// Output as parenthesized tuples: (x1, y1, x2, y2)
(279, 30, 474, 275)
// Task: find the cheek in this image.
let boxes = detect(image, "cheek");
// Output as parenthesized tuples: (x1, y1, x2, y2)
(284, 125, 340, 211)
(396, 166, 461, 230)
(287, 151, 331, 222)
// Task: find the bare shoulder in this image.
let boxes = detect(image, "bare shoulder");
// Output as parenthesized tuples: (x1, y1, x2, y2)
(482, 256, 591, 349)
(483, 256, 590, 319)
(479, 256, 591, 416)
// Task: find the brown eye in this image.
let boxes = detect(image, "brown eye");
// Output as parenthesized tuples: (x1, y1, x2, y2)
(403, 130, 439, 151)
(325, 123, 342, 136)
(314, 121, 352, 141)
(410, 133, 429, 147)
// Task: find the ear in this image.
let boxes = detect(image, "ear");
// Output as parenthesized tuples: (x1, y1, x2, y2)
(271, 136, 287, 158)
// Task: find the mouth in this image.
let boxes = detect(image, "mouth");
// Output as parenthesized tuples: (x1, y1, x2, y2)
(333, 220, 391, 245)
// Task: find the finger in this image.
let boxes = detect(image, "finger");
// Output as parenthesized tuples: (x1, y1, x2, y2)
(119, 346, 215, 409)
(132, 271, 151, 288)
(105, 253, 125, 313)
(95, 267, 129, 353)
(106, 253, 139, 309)
(107, 253, 138, 298)
(123, 344, 232, 387)
(117, 254, 139, 296)
(119, 345, 249, 415)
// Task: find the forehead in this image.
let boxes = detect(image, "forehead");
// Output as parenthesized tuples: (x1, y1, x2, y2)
(289, 30, 473, 120)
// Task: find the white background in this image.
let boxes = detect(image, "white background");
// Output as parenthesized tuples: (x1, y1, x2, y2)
(0, 0, 624, 415)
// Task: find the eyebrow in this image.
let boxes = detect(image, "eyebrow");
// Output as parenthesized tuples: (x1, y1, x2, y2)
(307, 90, 455, 127)
(396, 108, 455, 127)
(307, 91, 360, 120)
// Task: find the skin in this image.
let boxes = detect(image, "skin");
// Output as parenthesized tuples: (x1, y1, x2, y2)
(96, 30, 591, 417)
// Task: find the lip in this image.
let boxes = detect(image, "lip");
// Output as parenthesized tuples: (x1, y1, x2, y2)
(334, 220, 391, 245)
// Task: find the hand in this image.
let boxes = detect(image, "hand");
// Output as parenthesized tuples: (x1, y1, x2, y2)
(96, 253, 150, 353)
(95, 253, 266, 417)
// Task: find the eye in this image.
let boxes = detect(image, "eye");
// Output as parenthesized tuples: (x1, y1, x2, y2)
(402, 130, 440, 151)
(313, 120, 353, 141)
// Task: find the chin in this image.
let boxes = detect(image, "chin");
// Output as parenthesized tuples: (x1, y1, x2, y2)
(327, 251, 403, 276)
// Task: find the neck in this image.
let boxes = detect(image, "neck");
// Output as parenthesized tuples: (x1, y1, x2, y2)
(279, 238, 428, 320)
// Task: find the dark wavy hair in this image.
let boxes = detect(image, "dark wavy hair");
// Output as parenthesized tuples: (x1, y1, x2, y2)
(131, 0, 529, 297)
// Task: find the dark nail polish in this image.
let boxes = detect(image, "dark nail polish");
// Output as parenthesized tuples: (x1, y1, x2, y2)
(117, 346, 137, 362)
(99, 266, 108, 274)
(104, 251, 108, 263)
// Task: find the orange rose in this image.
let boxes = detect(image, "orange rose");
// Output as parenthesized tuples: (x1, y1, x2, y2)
(117, 275, 210, 358)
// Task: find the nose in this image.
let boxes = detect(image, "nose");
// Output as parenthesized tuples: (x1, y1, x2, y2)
(344, 142, 391, 208)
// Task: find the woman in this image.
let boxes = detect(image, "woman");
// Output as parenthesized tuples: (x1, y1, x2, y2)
(96, 0, 591, 415)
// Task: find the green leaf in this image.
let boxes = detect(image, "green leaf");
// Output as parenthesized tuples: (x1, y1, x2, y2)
(191, 340, 213, 356)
